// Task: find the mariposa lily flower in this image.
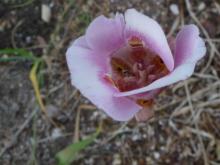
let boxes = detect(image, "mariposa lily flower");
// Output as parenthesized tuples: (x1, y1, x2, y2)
(66, 9, 206, 121)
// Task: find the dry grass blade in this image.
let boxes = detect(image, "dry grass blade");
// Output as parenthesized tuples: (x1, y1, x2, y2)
(184, 81, 194, 116)
(156, 80, 220, 112)
(185, 0, 220, 58)
(201, 47, 215, 73)
(214, 0, 220, 14)
(73, 107, 81, 143)
(184, 81, 209, 165)
(11, 20, 23, 48)
(0, 108, 38, 157)
(29, 60, 59, 128)
(29, 61, 45, 114)
(172, 99, 220, 117)
(167, 17, 180, 38)
(101, 122, 129, 144)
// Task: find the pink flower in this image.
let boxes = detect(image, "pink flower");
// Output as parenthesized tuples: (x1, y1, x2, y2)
(66, 9, 206, 121)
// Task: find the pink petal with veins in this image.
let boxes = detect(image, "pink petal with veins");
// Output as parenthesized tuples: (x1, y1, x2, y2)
(66, 9, 206, 122)
(125, 9, 174, 71)
(115, 25, 206, 97)
(66, 45, 140, 121)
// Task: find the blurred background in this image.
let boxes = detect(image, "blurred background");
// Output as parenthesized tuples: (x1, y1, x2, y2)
(0, 0, 220, 164)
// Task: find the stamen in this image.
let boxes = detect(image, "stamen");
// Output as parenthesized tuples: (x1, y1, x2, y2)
(128, 36, 143, 48)
(136, 99, 153, 108)
(116, 78, 137, 92)
(148, 74, 156, 82)
(104, 75, 117, 87)
(136, 62, 145, 70)
(109, 36, 169, 99)
(110, 57, 133, 77)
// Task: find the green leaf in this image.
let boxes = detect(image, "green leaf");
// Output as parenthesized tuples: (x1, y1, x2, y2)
(11, 0, 35, 8)
(56, 128, 101, 165)
(29, 60, 46, 113)
(0, 56, 33, 62)
(0, 48, 37, 62)
(0, 48, 34, 57)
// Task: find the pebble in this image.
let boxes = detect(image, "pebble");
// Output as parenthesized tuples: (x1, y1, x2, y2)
(169, 4, 179, 15)
(51, 128, 62, 139)
(25, 36, 32, 44)
(113, 154, 121, 165)
(132, 160, 138, 165)
(46, 104, 59, 118)
(132, 134, 141, 141)
(41, 4, 51, 23)
(198, 2, 206, 11)
(153, 152, 160, 159)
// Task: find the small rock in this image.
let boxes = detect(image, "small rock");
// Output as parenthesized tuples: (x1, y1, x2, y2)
(46, 105, 59, 118)
(11, 102, 19, 113)
(198, 2, 206, 11)
(113, 154, 121, 165)
(87, 0, 93, 6)
(132, 134, 141, 141)
(51, 128, 62, 139)
(41, 4, 51, 23)
(132, 160, 138, 165)
(142, 134, 147, 138)
(25, 36, 32, 44)
(115, 141, 121, 146)
(153, 152, 160, 159)
(169, 4, 179, 15)
(85, 158, 94, 164)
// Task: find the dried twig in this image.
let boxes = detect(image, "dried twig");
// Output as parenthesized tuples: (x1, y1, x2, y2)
(156, 80, 220, 112)
(204, 38, 220, 43)
(185, 0, 220, 58)
(184, 80, 209, 165)
(0, 108, 38, 157)
(214, 0, 220, 14)
(173, 99, 220, 117)
(37, 133, 73, 144)
(184, 80, 194, 117)
(73, 106, 81, 142)
(11, 20, 23, 48)
(201, 46, 215, 73)
(101, 122, 130, 144)
(167, 17, 180, 38)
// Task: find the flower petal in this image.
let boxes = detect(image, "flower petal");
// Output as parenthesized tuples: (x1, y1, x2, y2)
(73, 35, 89, 48)
(130, 89, 162, 100)
(85, 14, 125, 54)
(125, 9, 174, 71)
(135, 108, 153, 122)
(115, 24, 206, 97)
(115, 63, 195, 97)
(66, 45, 140, 121)
(174, 25, 206, 66)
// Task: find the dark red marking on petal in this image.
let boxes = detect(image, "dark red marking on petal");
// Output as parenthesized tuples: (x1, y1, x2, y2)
(103, 74, 116, 87)
(109, 36, 169, 96)
(116, 78, 137, 92)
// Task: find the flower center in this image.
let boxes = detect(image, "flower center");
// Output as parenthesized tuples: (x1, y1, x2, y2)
(108, 36, 169, 93)
(104, 36, 169, 107)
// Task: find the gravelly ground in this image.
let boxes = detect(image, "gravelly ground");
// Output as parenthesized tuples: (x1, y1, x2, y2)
(0, 0, 220, 165)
